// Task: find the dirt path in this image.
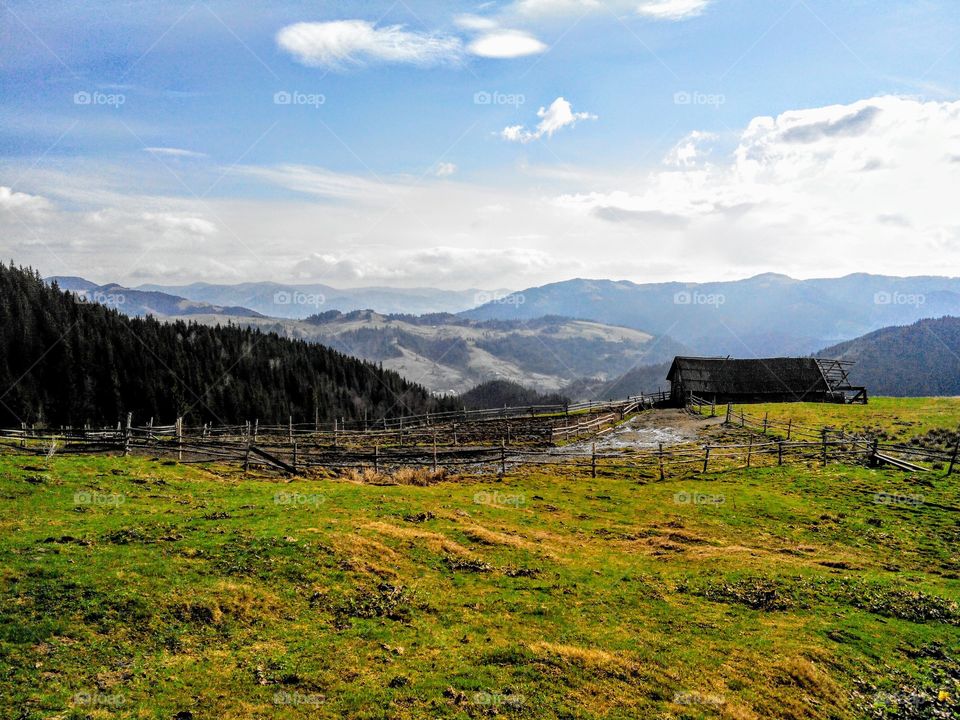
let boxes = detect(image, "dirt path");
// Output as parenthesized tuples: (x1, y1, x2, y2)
(553, 409, 726, 455)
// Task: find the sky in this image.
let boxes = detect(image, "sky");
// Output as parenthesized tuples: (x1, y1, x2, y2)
(1, 0, 959, 290)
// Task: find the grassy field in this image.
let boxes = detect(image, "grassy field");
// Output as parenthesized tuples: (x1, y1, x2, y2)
(1, 404, 959, 719)
(731, 398, 960, 443)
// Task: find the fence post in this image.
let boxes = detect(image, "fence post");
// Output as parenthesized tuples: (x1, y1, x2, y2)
(374, 444, 380, 474)
(740, 410, 745, 428)
(500, 439, 506, 476)
(821, 429, 828, 467)
(20, 422, 25, 449)
(947, 433, 960, 476)
(253, 419, 259, 443)
(703, 446, 711, 474)
(725, 403, 732, 424)
(288, 415, 293, 443)
(177, 416, 183, 461)
(711, 400, 716, 417)
(747, 437, 753, 469)
(432, 434, 438, 472)
(293, 442, 298, 472)
(870, 438, 879, 469)
(124, 411, 132, 456)
(658, 442, 665, 481)
(763, 413, 768, 435)
(778, 441, 783, 466)
(787, 420, 792, 441)
(591, 443, 597, 478)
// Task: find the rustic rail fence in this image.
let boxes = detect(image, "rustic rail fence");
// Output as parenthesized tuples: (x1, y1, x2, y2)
(686, 395, 958, 476)
(5, 391, 950, 480)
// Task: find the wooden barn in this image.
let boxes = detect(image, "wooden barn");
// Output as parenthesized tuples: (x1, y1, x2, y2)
(666, 356, 867, 406)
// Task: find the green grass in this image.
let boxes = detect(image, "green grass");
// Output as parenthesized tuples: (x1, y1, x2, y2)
(731, 397, 960, 441)
(1, 417, 959, 718)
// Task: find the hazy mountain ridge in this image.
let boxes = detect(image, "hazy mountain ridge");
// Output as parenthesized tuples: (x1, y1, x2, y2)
(463, 273, 960, 356)
(47, 277, 264, 319)
(136, 281, 505, 318)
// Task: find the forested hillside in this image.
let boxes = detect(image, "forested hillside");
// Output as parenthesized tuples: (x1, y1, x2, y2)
(0, 265, 451, 427)
(819, 316, 960, 396)
(460, 379, 569, 410)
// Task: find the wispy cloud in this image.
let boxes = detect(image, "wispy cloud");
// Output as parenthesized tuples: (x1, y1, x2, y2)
(276, 20, 462, 68)
(144, 147, 207, 159)
(502, 97, 597, 143)
(468, 29, 547, 58)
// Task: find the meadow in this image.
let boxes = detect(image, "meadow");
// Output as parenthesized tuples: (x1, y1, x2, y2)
(0, 400, 958, 719)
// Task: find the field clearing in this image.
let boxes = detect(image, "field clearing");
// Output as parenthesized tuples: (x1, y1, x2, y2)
(731, 398, 960, 441)
(1, 411, 958, 720)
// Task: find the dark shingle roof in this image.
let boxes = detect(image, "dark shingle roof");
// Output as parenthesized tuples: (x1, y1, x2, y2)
(667, 357, 829, 397)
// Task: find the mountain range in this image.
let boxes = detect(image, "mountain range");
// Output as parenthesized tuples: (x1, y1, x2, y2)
(464, 273, 960, 357)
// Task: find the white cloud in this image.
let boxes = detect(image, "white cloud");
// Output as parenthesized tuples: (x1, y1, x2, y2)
(554, 95, 960, 275)
(239, 164, 409, 201)
(454, 14, 499, 31)
(276, 20, 462, 68)
(468, 30, 547, 58)
(502, 97, 597, 142)
(636, 0, 711, 20)
(434, 162, 457, 177)
(0, 186, 50, 215)
(144, 147, 207, 159)
(664, 131, 716, 167)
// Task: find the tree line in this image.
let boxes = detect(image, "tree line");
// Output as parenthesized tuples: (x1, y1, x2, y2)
(0, 263, 455, 427)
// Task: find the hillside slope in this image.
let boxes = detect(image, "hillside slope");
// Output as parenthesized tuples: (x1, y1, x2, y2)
(819, 315, 960, 396)
(173, 310, 688, 395)
(4, 265, 450, 426)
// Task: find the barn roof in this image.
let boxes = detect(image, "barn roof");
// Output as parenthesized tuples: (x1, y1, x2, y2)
(666, 356, 831, 397)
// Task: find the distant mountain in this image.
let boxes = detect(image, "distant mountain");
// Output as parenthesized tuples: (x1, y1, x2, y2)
(136, 281, 502, 318)
(157, 310, 688, 396)
(462, 273, 960, 357)
(818, 316, 960, 396)
(46, 277, 263, 319)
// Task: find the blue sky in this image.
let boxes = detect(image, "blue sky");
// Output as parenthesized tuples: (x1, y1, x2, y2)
(2, 0, 959, 289)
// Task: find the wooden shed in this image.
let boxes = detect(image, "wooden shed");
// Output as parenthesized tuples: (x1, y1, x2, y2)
(666, 356, 866, 406)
